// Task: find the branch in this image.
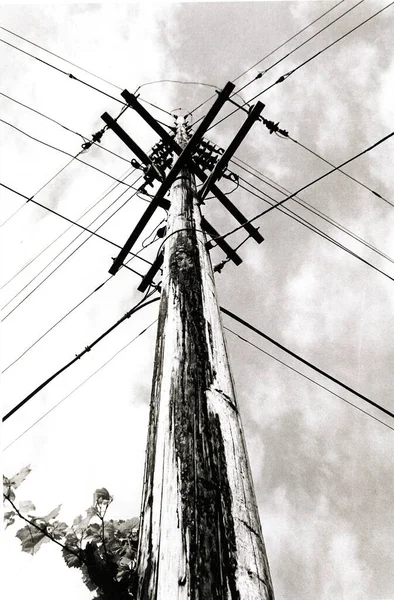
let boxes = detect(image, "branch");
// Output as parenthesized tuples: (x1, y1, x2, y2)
(3, 493, 85, 563)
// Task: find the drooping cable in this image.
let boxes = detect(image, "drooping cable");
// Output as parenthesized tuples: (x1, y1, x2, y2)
(214, 131, 394, 243)
(224, 326, 394, 433)
(221, 307, 394, 421)
(2, 293, 159, 422)
(235, 179, 394, 283)
(3, 318, 158, 451)
(231, 157, 394, 263)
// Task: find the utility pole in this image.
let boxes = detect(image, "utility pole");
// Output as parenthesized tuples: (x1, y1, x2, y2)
(135, 117, 274, 599)
(101, 83, 274, 598)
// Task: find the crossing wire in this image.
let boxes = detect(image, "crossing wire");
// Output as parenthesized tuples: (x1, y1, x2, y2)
(190, 0, 347, 115)
(0, 30, 175, 122)
(235, 179, 394, 283)
(0, 24, 123, 91)
(234, 0, 365, 97)
(1, 181, 152, 321)
(287, 135, 394, 209)
(2, 250, 150, 374)
(221, 307, 394, 421)
(2, 293, 160, 422)
(231, 157, 394, 265)
(224, 326, 394, 433)
(204, 1, 394, 131)
(1, 165, 137, 290)
(0, 118, 143, 192)
(214, 131, 394, 243)
(3, 319, 158, 451)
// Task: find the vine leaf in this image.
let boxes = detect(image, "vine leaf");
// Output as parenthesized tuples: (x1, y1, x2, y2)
(33, 504, 62, 522)
(8, 465, 32, 489)
(4, 511, 16, 528)
(62, 546, 82, 569)
(19, 500, 36, 513)
(16, 524, 50, 554)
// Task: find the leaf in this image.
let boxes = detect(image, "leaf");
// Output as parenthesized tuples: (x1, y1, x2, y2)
(50, 521, 68, 540)
(4, 510, 16, 528)
(9, 465, 31, 489)
(72, 508, 96, 535)
(3, 477, 15, 503)
(16, 524, 50, 554)
(34, 504, 62, 522)
(19, 500, 36, 513)
(62, 546, 82, 569)
(93, 488, 111, 505)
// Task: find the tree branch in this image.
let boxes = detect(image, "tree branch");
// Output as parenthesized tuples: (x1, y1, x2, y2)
(3, 492, 85, 563)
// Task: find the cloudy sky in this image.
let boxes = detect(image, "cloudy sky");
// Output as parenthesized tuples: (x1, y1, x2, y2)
(1, 1, 393, 599)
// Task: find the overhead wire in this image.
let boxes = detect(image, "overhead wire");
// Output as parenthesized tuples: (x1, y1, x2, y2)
(0, 37, 125, 106)
(235, 178, 394, 283)
(203, 1, 394, 131)
(2, 217, 166, 373)
(224, 326, 394, 433)
(0, 181, 153, 276)
(231, 157, 394, 265)
(213, 131, 394, 243)
(189, 0, 347, 115)
(220, 306, 394, 421)
(2, 292, 160, 422)
(234, 0, 365, 97)
(3, 319, 158, 451)
(1, 165, 137, 290)
(0, 117, 144, 192)
(2, 249, 151, 374)
(287, 135, 394, 209)
(1, 181, 151, 320)
(0, 24, 123, 91)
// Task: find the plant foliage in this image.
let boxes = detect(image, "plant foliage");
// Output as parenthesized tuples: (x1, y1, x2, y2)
(3, 467, 139, 600)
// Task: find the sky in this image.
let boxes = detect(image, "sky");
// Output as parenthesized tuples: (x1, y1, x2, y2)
(0, 1, 393, 599)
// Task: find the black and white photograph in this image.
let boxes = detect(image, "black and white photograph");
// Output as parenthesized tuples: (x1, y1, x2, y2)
(1, 1, 393, 599)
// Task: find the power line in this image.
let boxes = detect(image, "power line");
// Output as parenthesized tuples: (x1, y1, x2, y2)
(231, 158, 394, 255)
(189, 0, 347, 115)
(0, 118, 144, 191)
(224, 326, 394, 433)
(0, 152, 83, 229)
(235, 0, 365, 97)
(1, 165, 136, 290)
(1, 183, 153, 320)
(215, 131, 394, 243)
(0, 37, 125, 106)
(206, 1, 394, 131)
(221, 306, 394, 421)
(2, 293, 159, 422)
(3, 319, 158, 451)
(2, 250, 150, 374)
(288, 135, 394, 209)
(0, 182, 152, 270)
(0, 90, 135, 165)
(235, 179, 394, 283)
(0, 24, 123, 91)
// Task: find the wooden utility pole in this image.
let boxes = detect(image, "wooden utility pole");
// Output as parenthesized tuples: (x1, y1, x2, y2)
(136, 118, 275, 599)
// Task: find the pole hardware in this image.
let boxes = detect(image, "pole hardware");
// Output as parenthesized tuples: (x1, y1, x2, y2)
(198, 101, 264, 201)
